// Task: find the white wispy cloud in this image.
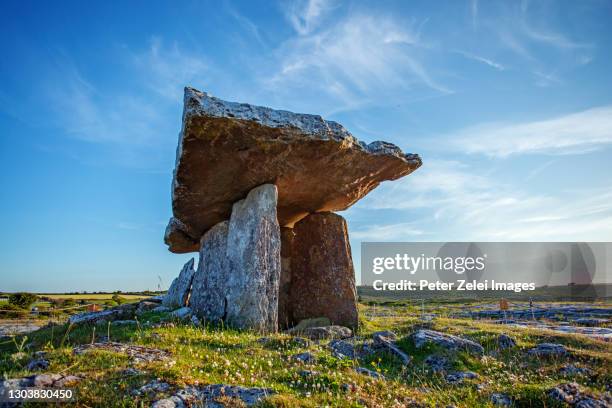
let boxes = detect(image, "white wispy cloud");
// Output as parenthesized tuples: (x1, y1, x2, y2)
(284, 0, 335, 35)
(353, 160, 612, 242)
(267, 12, 450, 112)
(454, 50, 505, 70)
(131, 37, 209, 101)
(351, 222, 424, 241)
(445, 106, 612, 157)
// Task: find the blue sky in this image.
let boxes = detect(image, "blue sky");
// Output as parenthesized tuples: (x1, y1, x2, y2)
(1, 0, 611, 292)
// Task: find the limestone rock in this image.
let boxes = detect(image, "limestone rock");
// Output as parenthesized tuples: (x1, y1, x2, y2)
(355, 367, 384, 379)
(291, 352, 316, 364)
(496, 334, 516, 350)
(278, 227, 294, 328)
(69, 303, 136, 325)
(137, 301, 160, 315)
(73, 342, 173, 364)
(224, 184, 281, 332)
(286, 317, 331, 333)
(165, 87, 421, 253)
(300, 325, 352, 340)
(548, 382, 611, 407)
(190, 184, 280, 332)
(189, 221, 230, 323)
(286, 212, 358, 329)
(490, 393, 513, 406)
(170, 307, 192, 320)
(153, 384, 275, 407)
(162, 258, 195, 309)
(373, 332, 411, 365)
(528, 343, 567, 356)
(413, 330, 484, 354)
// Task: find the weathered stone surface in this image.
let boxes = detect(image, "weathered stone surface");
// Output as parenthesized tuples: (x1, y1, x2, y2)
(374, 332, 411, 365)
(69, 303, 136, 325)
(278, 227, 294, 328)
(225, 184, 280, 332)
(413, 330, 484, 354)
(162, 258, 195, 309)
(299, 325, 353, 340)
(152, 384, 275, 408)
(548, 382, 611, 407)
(165, 87, 421, 253)
(445, 371, 478, 384)
(285, 212, 358, 329)
(490, 393, 513, 406)
(495, 334, 516, 350)
(170, 307, 192, 320)
(528, 343, 567, 357)
(189, 221, 230, 323)
(291, 352, 316, 364)
(73, 342, 173, 364)
(190, 184, 280, 332)
(136, 301, 159, 315)
(355, 367, 384, 379)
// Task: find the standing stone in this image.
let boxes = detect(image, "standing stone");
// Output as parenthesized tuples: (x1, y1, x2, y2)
(287, 212, 358, 330)
(189, 221, 230, 323)
(189, 184, 281, 332)
(162, 258, 195, 309)
(225, 184, 281, 332)
(278, 227, 294, 329)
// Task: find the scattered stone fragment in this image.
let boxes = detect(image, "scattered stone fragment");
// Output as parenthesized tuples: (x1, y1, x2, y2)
(121, 367, 143, 376)
(137, 301, 160, 315)
(328, 339, 357, 359)
(170, 307, 192, 320)
(69, 303, 137, 325)
(152, 305, 172, 313)
(496, 334, 516, 350)
(445, 371, 479, 384)
(133, 380, 171, 396)
(490, 393, 513, 406)
(560, 365, 593, 377)
(573, 318, 608, 326)
(413, 330, 484, 354)
(291, 352, 316, 364)
(292, 337, 310, 348)
(424, 354, 449, 372)
(528, 343, 567, 356)
(374, 331, 411, 365)
(112, 320, 137, 325)
(73, 342, 172, 364)
(153, 384, 275, 407)
(190, 315, 201, 326)
(548, 382, 612, 407)
(299, 370, 320, 378)
(147, 294, 165, 303)
(355, 367, 385, 379)
(372, 331, 398, 342)
(162, 258, 196, 309)
(26, 357, 49, 371)
(165, 87, 421, 253)
(299, 325, 352, 340)
(0, 373, 81, 393)
(286, 317, 331, 333)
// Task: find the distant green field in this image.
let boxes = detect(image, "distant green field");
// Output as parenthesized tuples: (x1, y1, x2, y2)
(39, 293, 149, 300)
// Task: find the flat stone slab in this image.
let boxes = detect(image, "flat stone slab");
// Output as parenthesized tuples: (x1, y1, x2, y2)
(152, 384, 275, 407)
(73, 342, 173, 364)
(413, 329, 484, 354)
(165, 87, 421, 252)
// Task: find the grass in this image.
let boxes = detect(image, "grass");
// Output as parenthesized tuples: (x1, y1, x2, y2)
(0, 301, 610, 407)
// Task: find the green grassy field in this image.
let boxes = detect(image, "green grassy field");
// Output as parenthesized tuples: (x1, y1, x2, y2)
(1, 299, 610, 407)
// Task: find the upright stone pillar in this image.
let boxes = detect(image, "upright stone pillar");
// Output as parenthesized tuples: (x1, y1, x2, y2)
(189, 184, 281, 332)
(225, 184, 281, 332)
(278, 227, 294, 328)
(287, 212, 358, 329)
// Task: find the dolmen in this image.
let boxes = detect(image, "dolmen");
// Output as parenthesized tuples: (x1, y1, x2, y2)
(163, 87, 421, 332)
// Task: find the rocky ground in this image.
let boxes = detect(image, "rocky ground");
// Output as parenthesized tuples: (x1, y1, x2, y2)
(0, 299, 610, 407)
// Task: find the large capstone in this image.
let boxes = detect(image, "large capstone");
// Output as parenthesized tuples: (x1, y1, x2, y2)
(281, 212, 358, 330)
(165, 87, 421, 253)
(162, 258, 195, 309)
(189, 184, 281, 332)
